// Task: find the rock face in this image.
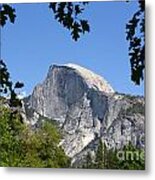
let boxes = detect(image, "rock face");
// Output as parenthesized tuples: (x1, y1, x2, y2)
(23, 63, 145, 161)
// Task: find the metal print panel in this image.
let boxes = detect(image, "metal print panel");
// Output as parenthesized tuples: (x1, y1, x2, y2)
(0, 1, 145, 170)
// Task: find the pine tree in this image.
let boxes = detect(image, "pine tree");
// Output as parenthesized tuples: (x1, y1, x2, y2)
(83, 152, 95, 169)
(95, 139, 104, 169)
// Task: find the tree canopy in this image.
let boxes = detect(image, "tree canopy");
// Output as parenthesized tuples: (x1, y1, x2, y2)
(0, 106, 71, 167)
(126, 0, 145, 85)
(81, 139, 145, 170)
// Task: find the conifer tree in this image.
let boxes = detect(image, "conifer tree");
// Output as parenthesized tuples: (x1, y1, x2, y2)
(95, 139, 104, 169)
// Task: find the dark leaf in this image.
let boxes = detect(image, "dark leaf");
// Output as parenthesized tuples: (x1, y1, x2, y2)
(14, 82, 24, 89)
(80, 20, 90, 33)
(71, 22, 82, 41)
(49, 3, 57, 13)
(0, 4, 16, 26)
(49, 2, 90, 41)
(126, 0, 145, 85)
(75, 5, 82, 15)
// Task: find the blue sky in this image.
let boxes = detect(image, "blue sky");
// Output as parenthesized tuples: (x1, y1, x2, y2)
(1, 1, 144, 96)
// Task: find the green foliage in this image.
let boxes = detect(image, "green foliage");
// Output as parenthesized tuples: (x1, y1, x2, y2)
(0, 107, 25, 167)
(126, 102, 145, 116)
(82, 139, 145, 170)
(116, 142, 145, 170)
(0, 106, 71, 168)
(126, 0, 145, 85)
(82, 152, 95, 169)
(0, 4, 16, 26)
(94, 139, 104, 169)
(49, 2, 90, 41)
(19, 121, 70, 168)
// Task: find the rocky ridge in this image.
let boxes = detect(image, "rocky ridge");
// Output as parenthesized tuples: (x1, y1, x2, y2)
(23, 63, 145, 164)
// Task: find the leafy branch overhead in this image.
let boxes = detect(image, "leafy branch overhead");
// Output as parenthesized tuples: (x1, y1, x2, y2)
(49, 2, 90, 41)
(0, 4, 16, 26)
(0, 60, 24, 107)
(126, 0, 145, 85)
(0, 2, 145, 86)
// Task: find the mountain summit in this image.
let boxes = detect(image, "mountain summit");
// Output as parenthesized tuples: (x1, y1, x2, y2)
(23, 63, 144, 165)
(64, 63, 114, 93)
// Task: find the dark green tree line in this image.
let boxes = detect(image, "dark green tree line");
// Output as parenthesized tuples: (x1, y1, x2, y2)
(82, 139, 145, 170)
(0, 106, 71, 167)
